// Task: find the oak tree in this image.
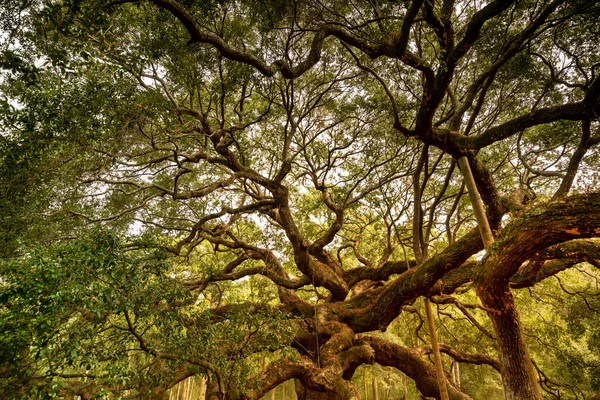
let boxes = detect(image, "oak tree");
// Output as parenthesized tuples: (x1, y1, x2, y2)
(1, 0, 600, 399)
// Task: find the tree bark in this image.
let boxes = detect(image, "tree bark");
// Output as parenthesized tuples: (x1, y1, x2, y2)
(460, 155, 540, 399)
(477, 287, 541, 400)
(457, 157, 494, 248)
(364, 336, 472, 400)
(474, 193, 600, 399)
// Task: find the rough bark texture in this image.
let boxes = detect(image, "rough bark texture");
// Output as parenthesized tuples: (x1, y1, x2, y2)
(475, 193, 600, 399)
(364, 336, 472, 400)
(235, 195, 600, 400)
(477, 288, 540, 400)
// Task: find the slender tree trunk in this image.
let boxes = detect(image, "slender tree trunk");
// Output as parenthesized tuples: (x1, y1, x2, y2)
(424, 299, 449, 400)
(456, 363, 460, 390)
(189, 377, 195, 400)
(371, 373, 378, 400)
(176, 380, 182, 400)
(385, 369, 391, 400)
(184, 378, 189, 400)
(363, 369, 368, 400)
(451, 362, 460, 391)
(456, 157, 494, 248)
(199, 377, 207, 400)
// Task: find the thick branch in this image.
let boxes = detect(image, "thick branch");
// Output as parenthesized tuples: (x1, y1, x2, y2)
(363, 336, 473, 400)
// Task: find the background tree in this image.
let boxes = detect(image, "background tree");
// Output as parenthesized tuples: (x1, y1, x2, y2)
(1, 0, 600, 399)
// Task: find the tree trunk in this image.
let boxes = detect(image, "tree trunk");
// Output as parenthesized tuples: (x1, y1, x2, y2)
(385, 369, 391, 400)
(371, 374, 378, 400)
(424, 298, 450, 400)
(188, 377, 195, 400)
(199, 377, 207, 400)
(460, 156, 541, 399)
(478, 287, 541, 400)
(176, 381, 182, 400)
(456, 157, 494, 248)
(451, 363, 460, 391)
(182, 378, 188, 400)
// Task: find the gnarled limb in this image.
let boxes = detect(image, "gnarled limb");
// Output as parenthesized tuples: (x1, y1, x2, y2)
(476, 193, 600, 399)
(363, 336, 472, 400)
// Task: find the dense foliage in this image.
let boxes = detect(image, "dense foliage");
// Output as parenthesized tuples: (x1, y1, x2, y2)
(1, 0, 600, 399)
